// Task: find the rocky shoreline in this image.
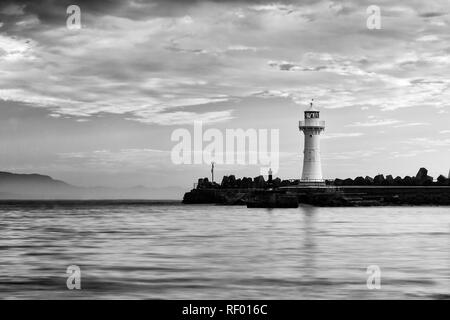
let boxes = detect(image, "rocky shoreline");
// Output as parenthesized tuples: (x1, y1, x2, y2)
(183, 168, 450, 207)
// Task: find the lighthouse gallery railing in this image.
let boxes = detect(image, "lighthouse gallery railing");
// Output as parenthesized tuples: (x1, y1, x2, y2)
(299, 120, 326, 128)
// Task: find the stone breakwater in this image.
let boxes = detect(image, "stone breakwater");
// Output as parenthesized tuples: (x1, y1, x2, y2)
(182, 168, 450, 206)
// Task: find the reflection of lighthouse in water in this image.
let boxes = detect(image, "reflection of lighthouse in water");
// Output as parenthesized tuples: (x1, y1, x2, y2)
(299, 100, 325, 183)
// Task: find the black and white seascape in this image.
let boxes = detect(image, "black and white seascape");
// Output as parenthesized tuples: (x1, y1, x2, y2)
(0, 0, 449, 300)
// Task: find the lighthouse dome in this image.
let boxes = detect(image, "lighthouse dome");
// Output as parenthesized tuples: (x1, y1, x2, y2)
(306, 99, 319, 112)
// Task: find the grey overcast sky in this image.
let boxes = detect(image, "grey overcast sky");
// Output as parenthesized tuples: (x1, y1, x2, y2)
(0, 0, 449, 188)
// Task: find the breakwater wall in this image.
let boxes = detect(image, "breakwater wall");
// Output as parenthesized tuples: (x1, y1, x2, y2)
(182, 168, 450, 206)
(183, 185, 450, 206)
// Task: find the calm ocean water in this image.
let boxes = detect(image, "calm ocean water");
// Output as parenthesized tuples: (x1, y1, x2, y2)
(0, 201, 449, 299)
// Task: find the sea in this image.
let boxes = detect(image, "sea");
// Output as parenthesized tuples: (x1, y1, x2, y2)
(0, 201, 449, 299)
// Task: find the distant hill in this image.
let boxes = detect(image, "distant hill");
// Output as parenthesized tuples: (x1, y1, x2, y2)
(0, 172, 183, 200)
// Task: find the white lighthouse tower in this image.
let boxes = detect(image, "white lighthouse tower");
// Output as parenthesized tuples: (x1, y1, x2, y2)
(299, 100, 325, 184)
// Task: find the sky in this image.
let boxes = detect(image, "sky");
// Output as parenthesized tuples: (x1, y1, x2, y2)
(0, 0, 449, 189)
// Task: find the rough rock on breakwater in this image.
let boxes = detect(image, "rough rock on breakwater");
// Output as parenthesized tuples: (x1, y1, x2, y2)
(183, 168, 450, 207)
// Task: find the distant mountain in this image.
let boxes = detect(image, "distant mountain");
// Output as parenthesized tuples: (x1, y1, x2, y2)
(0, 172, 184, 200)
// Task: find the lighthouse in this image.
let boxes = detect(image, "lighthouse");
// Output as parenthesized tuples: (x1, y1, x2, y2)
(299, 100, 325, 183)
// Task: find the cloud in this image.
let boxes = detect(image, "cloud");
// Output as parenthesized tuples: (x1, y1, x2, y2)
(127, 109, 234, 125)
(323, 150, 380, 160)
(403, 137, 450, 147)
(393, 122, 430, 128)
(58, 148, 170, 172)
(322, 133, 364, 139)
(0, 0, 449, 125)
(268, 60, 327, 72)
(347, 119, 402, 127)
(0, 34, 34, 60)
(418, 12, 447, 18)
(267, 53, 374, 77)
(389, 149, 437, 158)
(416, 35, 439, 42)
(1, 4, 25, 15)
